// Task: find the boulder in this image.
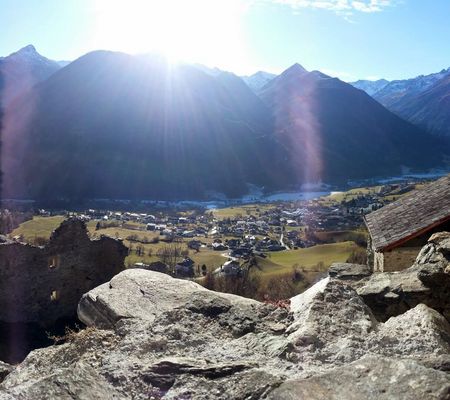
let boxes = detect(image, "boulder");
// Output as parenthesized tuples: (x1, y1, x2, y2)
(337, 233, 450, 322)
(355, 266, 431, 321)
(285, 278, 377, 366)
(416, 231, 450, 268)
(3, 361, 124, 399)
(1, 270, 449, 399)
(0, 362, 12, 384)
(267, 356, 450, 400)
(365, 303, 450, 363)
(77, 269, 258, 328)
(328, 263, 371, 280)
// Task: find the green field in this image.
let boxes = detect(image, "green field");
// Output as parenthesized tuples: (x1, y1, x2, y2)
(210, 204, 272, 220)
(260, 241, 358, 276)
(11, 216, 359, 284)
(11, 216, 227, 271)
(11, 216, 65, 241)
(319, 186, 382, 205)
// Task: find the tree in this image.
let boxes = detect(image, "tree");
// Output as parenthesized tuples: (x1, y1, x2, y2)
(204, 272, 216, 290)
(181, 249, 190, 258)
(156, 243, 183, 267)
(136, 244, 144, 256)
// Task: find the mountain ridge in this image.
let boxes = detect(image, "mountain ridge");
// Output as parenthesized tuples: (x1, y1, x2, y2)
(0, 47, 448, 201)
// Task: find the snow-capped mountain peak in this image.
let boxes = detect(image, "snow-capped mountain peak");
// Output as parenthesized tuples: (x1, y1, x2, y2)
(242, 70, 277, 92)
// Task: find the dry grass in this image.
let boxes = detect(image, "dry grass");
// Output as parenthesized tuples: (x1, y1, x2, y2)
(10, 216, 65, 242)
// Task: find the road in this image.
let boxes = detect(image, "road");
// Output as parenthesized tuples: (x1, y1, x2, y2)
(280, 232, 290, 250)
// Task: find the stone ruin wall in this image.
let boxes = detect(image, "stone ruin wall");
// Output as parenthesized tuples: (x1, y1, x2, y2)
(0, 218, 128, 325)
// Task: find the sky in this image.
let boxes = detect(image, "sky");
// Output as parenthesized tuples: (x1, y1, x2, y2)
(1, 0, 450, 81)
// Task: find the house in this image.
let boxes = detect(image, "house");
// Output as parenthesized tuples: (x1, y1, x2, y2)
(208, 227, 221, 239)
(364, 175, 450, 272)
(187, 239, 202, 251)
(221, 260, 242, 277)
(230, 247, 253, 259)
(212, 242, 228, 251)
(226, 239, 241, 249)
(133, 261, 169, 274)
(175, 257, 195, 277)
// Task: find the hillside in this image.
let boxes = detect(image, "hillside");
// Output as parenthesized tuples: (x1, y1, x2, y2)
(372, 68, 450, 109)
(352, 68, 450, 137)
(351, 78, 389, 95)
(386, 74, 450, 137)
(258, 64, 444, 185)
(1, 49, 447, 202)
(2, 51, 282, 200)
(0, 45, 60, 106)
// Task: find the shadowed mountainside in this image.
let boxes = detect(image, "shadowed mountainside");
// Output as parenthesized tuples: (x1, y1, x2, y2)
(385, 74, 450, 138)
(1, 50, 447, 201)
(3, 51, 284, 200)
(259, 64, 445, 185)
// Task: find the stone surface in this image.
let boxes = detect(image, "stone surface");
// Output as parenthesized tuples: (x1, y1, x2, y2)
(77, 269, 258, 329)
(352, 232, 450, 322)
(365, 303, 450, 364)
(0, 362, 12, 384)
(267, 356, 450, 400)
(328, 263, 371, 280)
(1, 268, 449, 399)
(284, 278, 377, 366)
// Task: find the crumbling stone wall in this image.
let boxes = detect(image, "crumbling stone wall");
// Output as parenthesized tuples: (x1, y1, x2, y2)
(0, 218, 127, 325)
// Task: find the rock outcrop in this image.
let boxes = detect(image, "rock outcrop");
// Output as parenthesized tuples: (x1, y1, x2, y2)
(328, 262, 372, 280)
(268, 356, 450, 400)
(337, 232, 450, 322)
(1, 266, 449, 399)
(0, 362, 12, 384)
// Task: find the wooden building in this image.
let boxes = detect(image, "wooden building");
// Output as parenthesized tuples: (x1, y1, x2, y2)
(365, 175, 450, 272)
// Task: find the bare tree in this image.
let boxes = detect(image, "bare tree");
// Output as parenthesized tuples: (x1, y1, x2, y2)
(156, 243, 184, 267)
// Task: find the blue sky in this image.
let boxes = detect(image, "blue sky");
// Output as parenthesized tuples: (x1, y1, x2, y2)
(1, 0, 450, 81)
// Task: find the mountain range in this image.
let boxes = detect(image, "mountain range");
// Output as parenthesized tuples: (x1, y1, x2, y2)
(242, 71, 277, 92)
(0, 45, 61, 107)
(0, 46, 448, 201)
(351, 68, 450, 137)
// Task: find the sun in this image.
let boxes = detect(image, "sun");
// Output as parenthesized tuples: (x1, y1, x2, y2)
(91, 0, 252, 72)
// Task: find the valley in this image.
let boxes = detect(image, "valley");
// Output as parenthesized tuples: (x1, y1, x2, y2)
(8, 180, 424, 301)
(1, 3, 450, 397)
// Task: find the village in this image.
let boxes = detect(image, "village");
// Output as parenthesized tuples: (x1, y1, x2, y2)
(2, 180, 430, 297)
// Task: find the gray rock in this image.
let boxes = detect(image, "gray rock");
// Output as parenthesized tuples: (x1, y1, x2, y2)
(0, 362, 12, 384)
(328, 263, 371, 280)
(366, 303, 450, 360)
(352, 233, 450, 322)
(78, 269, 258, 328)
(355, 266, 431, 321)
(416, 231, 450, 268)
(4, 362, 124, 400)
(285, 278, 377, 366)
(267, 355, 450, 400)
(1, 269, 449, 399)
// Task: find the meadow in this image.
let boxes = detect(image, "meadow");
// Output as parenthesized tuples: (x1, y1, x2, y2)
(11, 215, 358, 284)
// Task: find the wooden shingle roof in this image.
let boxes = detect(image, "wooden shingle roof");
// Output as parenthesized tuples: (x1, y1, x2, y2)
(364, 174, 450, 251)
